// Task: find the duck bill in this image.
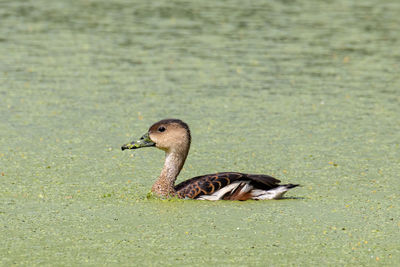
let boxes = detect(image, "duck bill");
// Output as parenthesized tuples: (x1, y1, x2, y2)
(121, 133, 155, 151)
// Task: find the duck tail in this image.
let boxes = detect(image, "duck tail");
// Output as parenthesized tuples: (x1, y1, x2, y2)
(283, 183, 300, 189)
(250, 183, 299, 200)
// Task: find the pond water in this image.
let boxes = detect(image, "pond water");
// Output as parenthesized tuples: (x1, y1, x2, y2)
(1, 0, 399, 265)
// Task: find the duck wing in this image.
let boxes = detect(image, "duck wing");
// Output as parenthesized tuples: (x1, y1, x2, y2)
(175, 172, 283, 199)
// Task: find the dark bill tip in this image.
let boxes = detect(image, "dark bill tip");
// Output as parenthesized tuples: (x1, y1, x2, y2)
(121, 143, 139, 151)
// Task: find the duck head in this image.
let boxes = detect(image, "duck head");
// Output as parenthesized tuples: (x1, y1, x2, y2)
(121, 119, 191, 153)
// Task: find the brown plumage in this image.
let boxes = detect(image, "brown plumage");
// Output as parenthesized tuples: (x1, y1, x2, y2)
(121, 119, 299, 200)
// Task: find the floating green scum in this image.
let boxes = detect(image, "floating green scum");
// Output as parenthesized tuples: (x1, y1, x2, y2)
(1, 0, 399, 265)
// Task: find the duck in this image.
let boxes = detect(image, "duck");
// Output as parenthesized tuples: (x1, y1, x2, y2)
(121, 119, 299, 200)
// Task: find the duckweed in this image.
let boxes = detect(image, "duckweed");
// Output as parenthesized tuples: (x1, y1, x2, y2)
(1, 0, 399, 265)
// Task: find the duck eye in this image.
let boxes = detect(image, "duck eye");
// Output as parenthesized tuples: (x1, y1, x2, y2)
(158, 126, 166, 132)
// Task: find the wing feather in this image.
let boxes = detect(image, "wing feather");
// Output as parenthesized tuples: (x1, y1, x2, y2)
(175, 172, 281, 199)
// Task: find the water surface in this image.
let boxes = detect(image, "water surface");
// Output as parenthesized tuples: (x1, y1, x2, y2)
(1, 0, 399, 265)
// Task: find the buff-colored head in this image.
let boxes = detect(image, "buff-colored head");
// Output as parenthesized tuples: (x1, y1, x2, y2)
(148, 119, 191, 152)
(121, 119, 191, 154)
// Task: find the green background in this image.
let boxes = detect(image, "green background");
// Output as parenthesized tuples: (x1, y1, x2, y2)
(1, 0, 399, 265)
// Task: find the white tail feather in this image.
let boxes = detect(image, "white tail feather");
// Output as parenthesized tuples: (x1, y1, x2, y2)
(196, 182, 292, 201)
(251, 185, 290, 200)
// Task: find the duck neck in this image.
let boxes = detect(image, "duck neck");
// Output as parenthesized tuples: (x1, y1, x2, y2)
(151, 149, 188, 197)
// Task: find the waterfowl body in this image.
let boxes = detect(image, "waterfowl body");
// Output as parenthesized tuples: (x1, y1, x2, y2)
(121, 119, 299, 200)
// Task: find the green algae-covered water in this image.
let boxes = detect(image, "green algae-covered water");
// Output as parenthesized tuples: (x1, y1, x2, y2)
(1, 0, 399, 265)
